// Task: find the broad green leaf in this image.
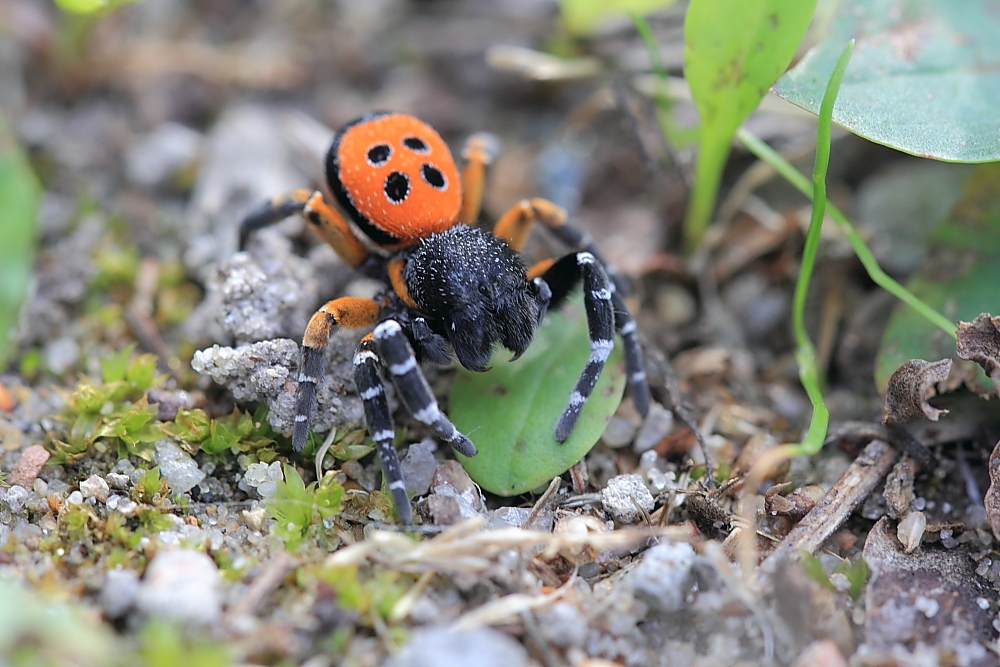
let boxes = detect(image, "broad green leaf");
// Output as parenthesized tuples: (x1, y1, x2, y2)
(682, 0, 818, 251)
(449, 296, 626, 496)
(560, 0, 678, 36)
(875, 163, 1000, 393)
(774, 0, 1000, 163)
(0, 113, 40, 370)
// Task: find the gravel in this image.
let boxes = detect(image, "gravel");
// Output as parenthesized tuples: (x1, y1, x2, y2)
(153, 439, 206, 494)
(136, 549, 222, 627)
(628, 540, 696, 614)
(388, 627, 530, 667)
(601, 474, 655, 524)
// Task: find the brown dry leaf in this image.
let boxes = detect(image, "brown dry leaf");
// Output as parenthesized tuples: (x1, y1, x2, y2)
(985, 439, 1000, 543)
(956, 313, 1000, 395)
(883, 359, 952, 424)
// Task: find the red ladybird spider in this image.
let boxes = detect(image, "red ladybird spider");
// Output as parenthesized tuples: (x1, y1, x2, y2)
(239, 111, 651, 524)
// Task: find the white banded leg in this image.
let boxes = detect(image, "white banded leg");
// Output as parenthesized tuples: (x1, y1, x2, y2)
(353, 335, 412, 525)
(612, 292, 650, 417)
(543, 252, 617, 442)
(373, 320, 477, 458)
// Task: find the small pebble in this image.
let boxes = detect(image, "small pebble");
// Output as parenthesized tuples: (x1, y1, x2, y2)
(400, 438, 437, 496)
(102, 568, 140, 619)
(153, 439, 206, 494)
(633, 403, 673, 454)
(66, 490, 84, 506)
(136, 549, 222, 626)
(106, 472, 130, 490)
(602, 415, 638, 448)
(388, 627, 529, 667)
(2, 485, 30, 513)
(125, 122, 202, 188)
(44, 337, 80, 375)
(79, 474, 110, 503)
(601, 474, 654, 524)
(629, 541, 696, 614)
(107, 495, 138, 516)
(9, 445, 50, 488)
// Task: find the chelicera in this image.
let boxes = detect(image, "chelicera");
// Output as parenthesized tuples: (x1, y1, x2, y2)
(240, 111, 650, 523)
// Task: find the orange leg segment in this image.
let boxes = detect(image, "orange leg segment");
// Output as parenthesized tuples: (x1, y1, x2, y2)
(239, 189, 369, 267)
(294, 297, 381, 452)
(458, 133, 498, 224)
(493, 197, 568, 252)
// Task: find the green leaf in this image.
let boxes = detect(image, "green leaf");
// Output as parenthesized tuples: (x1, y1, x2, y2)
(875, 163, 1000, 392)
(682, 0, 817, 252)
(53, 0, 139, 14)
(100, 344, 136, 384)
(560, 0, 678, 36)
(0, 112, 40, 370)
(774, 0, 1000, 163)
(449, 296, 626, 496)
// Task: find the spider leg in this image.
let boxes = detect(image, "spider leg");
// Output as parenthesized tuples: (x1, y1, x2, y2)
(539, 252, 616, 442)
(373, 320, 477, 458)
(353, 333, 412, 524)
(240, 189, 369, 267)
(493, 197, 629, 297)
(458, 133, 498, 224)
(612, 292, 651, 417)
(294, 297, 381, 452)
(500, 200, 650, 418)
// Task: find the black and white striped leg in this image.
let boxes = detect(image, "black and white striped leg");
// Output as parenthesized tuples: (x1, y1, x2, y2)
(546, 223, 630, 299)
(543, 252, 616, 442)
(353, 335, 411, 524)
(373, 320, 478, 458)
(612, 292, 650, 417)
(292, 345, 323, 452)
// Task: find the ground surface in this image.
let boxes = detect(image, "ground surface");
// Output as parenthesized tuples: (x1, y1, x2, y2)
(1, 2, 999, 666)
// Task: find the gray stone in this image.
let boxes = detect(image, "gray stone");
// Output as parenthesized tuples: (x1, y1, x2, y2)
(191, 338, 362, 435)
(102, 568, 140, 619)
(44, 337, 80, 375)
(79, 474, 110, 503)
(136, 549, 222, 626)
(629, 541, 696, 614)
(602, 415, 638, 448)
(125, 122, 203, 188)
(401, 439, 438, 496)
(388, 627, 529, 667)
(536, 602, 588, 648)
(601, 474, 655, 524)
(152, 439, 206, 494)
(633, 402, 673, 454)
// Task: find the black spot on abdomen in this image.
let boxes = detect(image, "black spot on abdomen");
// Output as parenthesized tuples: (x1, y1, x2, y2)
(385, 172, 410, 203)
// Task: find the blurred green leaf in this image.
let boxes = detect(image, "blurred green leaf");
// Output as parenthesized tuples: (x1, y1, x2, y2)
(560, 0, 678, 36)
(775, 0, 1000, 163)
(0, 113, 40, 370)
(875, 163, 1000, 392)
(0, 578, 114, 667)
(682, 0, 817, 251)
(54, 0, 139, 15)
(449, 296, 625, 496)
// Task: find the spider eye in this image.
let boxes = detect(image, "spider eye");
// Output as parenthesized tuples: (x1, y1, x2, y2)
(402, 136, 429, 153)
(478, 283, 490, 297)
(421, 164, 447, 190)
(367, 143, 391, 166)
(384, 171, 410, 203)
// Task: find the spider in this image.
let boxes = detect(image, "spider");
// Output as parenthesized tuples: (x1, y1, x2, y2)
(240, 111, 650, 523)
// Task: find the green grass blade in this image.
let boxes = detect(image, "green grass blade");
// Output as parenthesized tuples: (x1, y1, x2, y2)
(786, 40, 854, 456)
(733, 133, 958, 340)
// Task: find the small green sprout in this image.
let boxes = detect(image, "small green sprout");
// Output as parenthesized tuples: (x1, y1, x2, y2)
(265, 464, 344, 551)
(135, 467, 166, 504)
